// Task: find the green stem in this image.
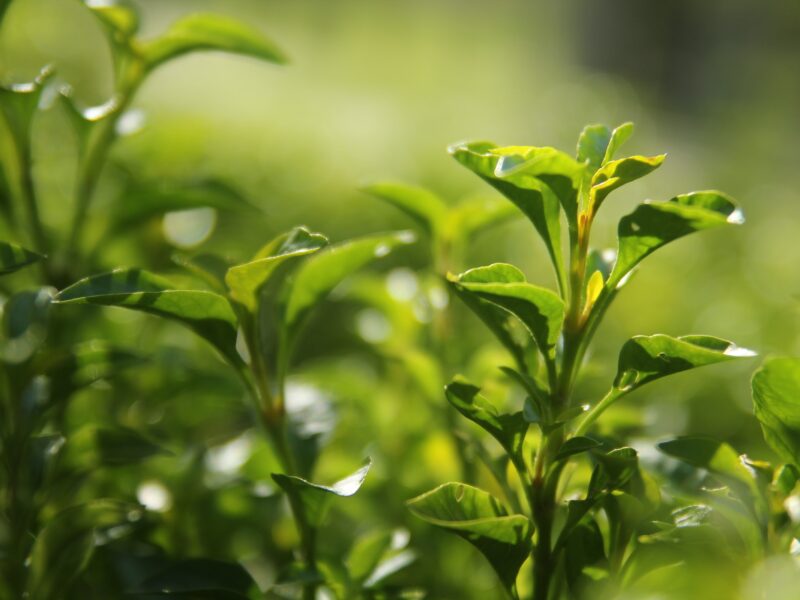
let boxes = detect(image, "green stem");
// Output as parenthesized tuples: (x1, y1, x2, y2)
(574, 387, 626, 437)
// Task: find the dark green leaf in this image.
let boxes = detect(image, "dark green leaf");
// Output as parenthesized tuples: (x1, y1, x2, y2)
(133, 558, 255, 596)
(451, 263, 565, 360)
(272, 459, 371, 527)
(70, 425, 170, 466)
(609, 191, 742, 285)
(0, 240, 44, 274)
(27, 500, 143, 600)
(752, 357, 800, 467)
(445, 377, 528, 459)
(142, 13, 288, 69)
(555, 436, 602, 461)
(110, 179, 255, 234)
(614, 334, 755, 392)
(1, 287, 52, 364)
(54, 268, 242, 367)
(407, 482, 532, 592)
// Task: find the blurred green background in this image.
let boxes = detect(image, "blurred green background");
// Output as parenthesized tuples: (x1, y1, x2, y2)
(2, 0, 799, 597)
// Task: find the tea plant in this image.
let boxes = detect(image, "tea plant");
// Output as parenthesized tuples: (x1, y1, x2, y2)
(407, 123, 755, 599)
(54, 225, 417, 598)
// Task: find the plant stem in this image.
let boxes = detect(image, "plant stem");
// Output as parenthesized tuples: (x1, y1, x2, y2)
(574, 387, 626, 437)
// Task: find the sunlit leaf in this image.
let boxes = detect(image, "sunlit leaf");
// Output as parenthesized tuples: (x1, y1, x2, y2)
(752, 357, 800, 467)
(576, 124, 612, 171)
(85, 0, 139, 39)
(609, 191, 742, 285)
(142, 12, 288, 70)
(272, 459, 371, 527)
(407, 482, 532, 591)
(54, 268, 241, 366)
(451, 263, 565, 360)
(614, 334, 755, 392)
(283, 231, 414, 349)
(226, 227, 327, 312)
(603, 122, 634, 164)
(449, 141, 582, 285)
(591, 154, 666, 210)
(0, 240, 43, 275)
(445, 377, 528, 460)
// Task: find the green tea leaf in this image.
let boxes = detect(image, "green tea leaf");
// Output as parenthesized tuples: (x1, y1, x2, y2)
(407, 482, 532, 592)
(110, 179, 255, 234)
(362, 182, 447, 235)
(752, 357, 800, 467)
(172, 252, 231, 293)
(657, 437, 762, 509)
(445, 377, 528, 460)
(54, 268, 241, 367)
(142, 13, 288, 70)
(272, 459, 371, 527)
(576, 124, 612, 171)
(0, 65, 54, 141)
(591, 154, 666, 210)
(132, 558, 255, 596)
(614, 334, 755, 392)
(609, 191, 742, 285)
(450, 196, 519, 237)
(70, 425, 170, 466)
(0, 240, 44, 275)
(449, 141, 581, 286)
(27, 500, 143, 600)
(226, 227, 327, 312)
(603, 122, 635, 164)
(451, 263, 565, 360)
(283, 231, 414, 349)
(346, 530, 394, 584)
(555, 436, 602, 461)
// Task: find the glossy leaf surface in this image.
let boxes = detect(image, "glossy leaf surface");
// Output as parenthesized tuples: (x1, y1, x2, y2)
(452, 263, 565, 359)
(283, 231, 414, 347)
(54, 268, 241, 366)
(226, 227, 327, 312)
(614, 334, 754, 392)
(272, 459, 371, 527)
(609, 191, 741, 285)
(407, 482, 532, 591)
(445, 377, 528, 459)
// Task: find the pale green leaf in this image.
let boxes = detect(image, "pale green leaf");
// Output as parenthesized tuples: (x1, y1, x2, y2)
(142, 12, 288, 69)
(362, 182, 447, 235)
(752, 357, 800, 467)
